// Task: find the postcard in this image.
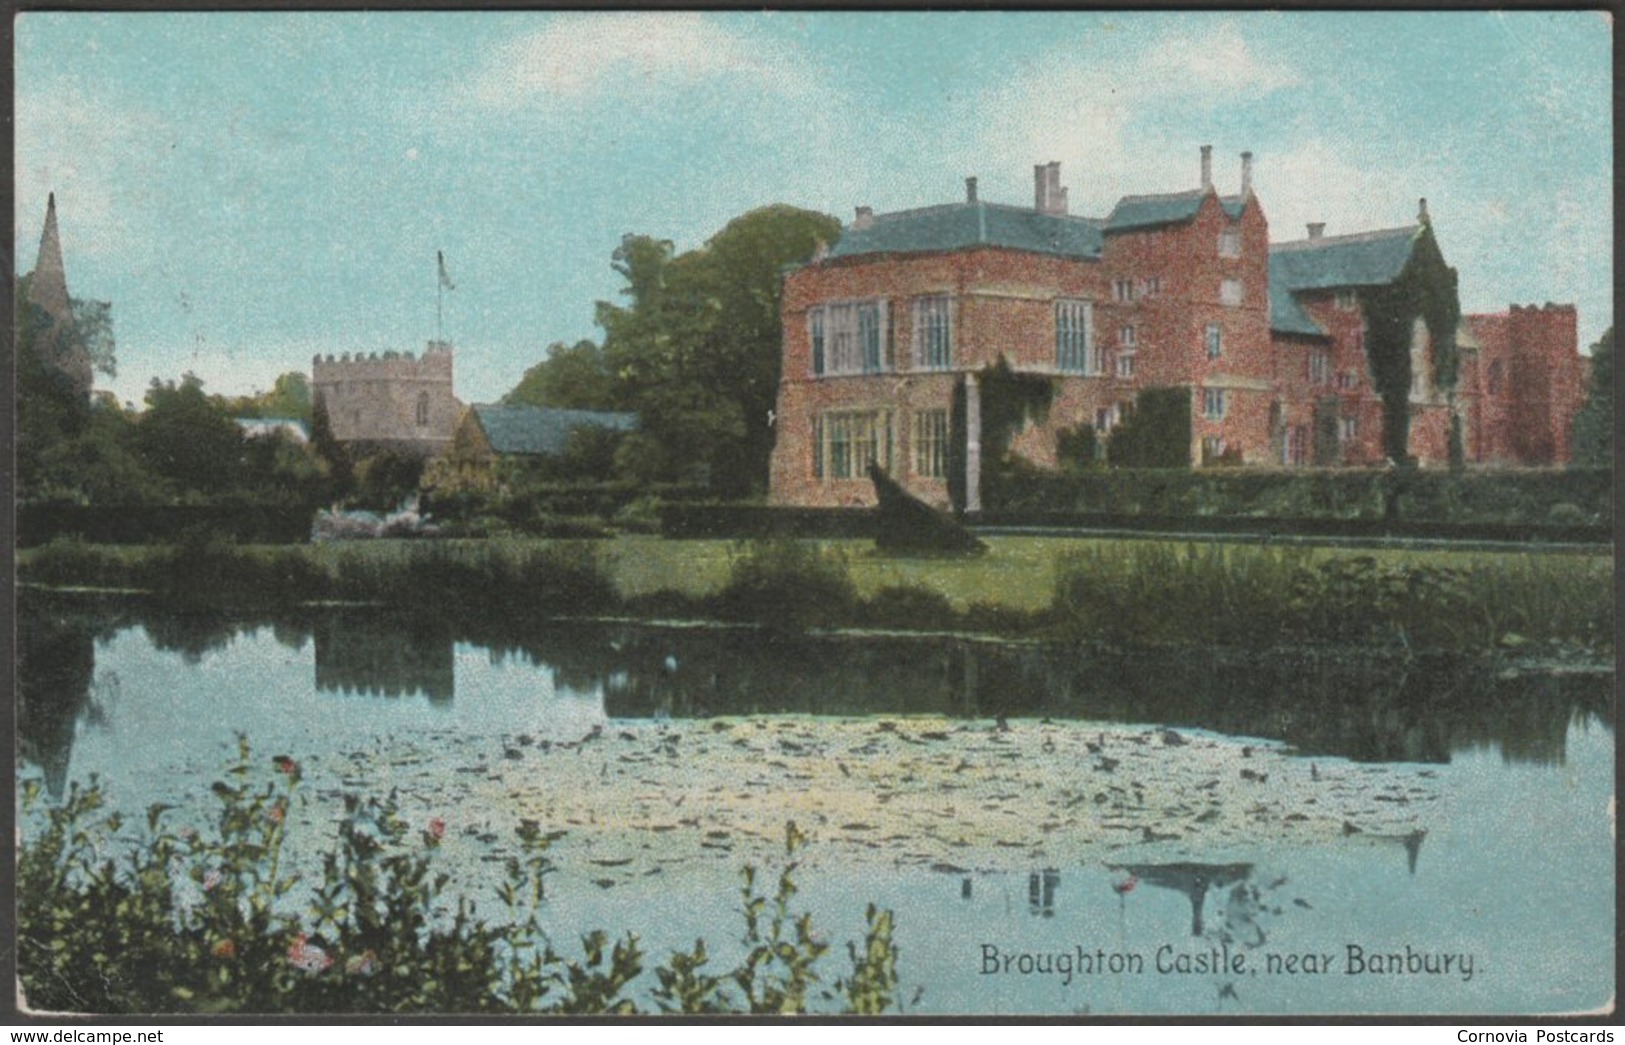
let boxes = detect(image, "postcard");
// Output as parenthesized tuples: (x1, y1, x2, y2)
(11, 10, 1614, 1021)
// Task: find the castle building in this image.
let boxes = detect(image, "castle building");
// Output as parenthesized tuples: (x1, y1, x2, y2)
(310, 341, 463, 457)
(768, 149, 1585, 510)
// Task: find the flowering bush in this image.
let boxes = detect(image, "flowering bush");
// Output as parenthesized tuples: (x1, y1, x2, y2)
(17, 739, 900, 1015)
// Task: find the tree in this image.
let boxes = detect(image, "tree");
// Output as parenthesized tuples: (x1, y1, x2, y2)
(134, 374, 246, 496)
(591, 207, 841, 494)
(503, 341, 620, 411)
(1572, 327, 1614, 467)
(309, 392, 354, 498)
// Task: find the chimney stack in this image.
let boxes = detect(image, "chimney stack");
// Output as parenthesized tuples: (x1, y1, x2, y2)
(1240, 151, 1254, 197)
(966, 176, 978, 204)
(1200, 145, 1213, 192)
(853, 205, 875, 230)
(1034, 161, 1068, 215)
(1307, 222, 1325, 240)
(1417, 197, 1430, 225)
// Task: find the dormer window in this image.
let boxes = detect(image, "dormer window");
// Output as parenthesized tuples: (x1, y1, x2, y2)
(1335, 289, 1359, 311)
(1218, 228, 1241, 258)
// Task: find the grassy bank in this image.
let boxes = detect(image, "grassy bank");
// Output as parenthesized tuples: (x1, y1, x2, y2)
(18, 534, 1614, 653)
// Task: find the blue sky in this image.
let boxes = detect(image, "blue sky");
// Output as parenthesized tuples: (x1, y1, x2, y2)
(16, 11, 1612, 407)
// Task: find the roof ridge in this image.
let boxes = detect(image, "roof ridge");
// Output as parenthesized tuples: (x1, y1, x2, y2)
(1110, 188, 1207, 207)
(1271, 224, 1420, 252)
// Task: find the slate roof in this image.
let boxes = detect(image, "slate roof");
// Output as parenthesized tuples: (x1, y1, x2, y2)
(826, 202, 1104, 261)
(1267, 225, 1423, 337)
(1103, 191, 1248, 233)
(472, 405, 637, 457)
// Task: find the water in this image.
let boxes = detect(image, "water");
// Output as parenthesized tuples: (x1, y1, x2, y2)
(17, 592, 1615, 1015)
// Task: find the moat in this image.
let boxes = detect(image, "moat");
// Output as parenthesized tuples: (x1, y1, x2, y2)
(17, 591, 1614, 1015)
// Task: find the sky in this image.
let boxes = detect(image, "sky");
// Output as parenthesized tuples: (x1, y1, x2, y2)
(15, 11, 1613, 408)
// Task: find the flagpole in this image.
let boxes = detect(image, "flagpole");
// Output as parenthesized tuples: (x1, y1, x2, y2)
(436, 253, 443, 342)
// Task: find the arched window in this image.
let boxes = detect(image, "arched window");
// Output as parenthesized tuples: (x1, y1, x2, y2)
(416, 391, 431, 426)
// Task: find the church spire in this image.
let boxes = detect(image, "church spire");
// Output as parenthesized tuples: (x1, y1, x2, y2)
(28, 192, 72, 323)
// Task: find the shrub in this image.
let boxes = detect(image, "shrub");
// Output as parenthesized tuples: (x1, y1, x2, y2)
(860, 585, 959, 632)
(713, 540, 858, 630)
(16, 745, 900, 1015)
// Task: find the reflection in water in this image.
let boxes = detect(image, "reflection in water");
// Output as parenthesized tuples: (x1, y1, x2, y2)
(16, 590, 1614, 803)
(1110, 862, 1255, 937)
(313, 611, 454, 702)
(1027, 869, 1060, 918)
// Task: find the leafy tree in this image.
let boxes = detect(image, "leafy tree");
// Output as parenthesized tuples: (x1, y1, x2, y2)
(590, 207, 841, 495)
(224, 372, 314, 423)
(70, 298, 117, 380)
(503, 341, 620, 411)
(1572, 327, 1614, 467)
(16, 275, 94, 499)
(310, 392, 354, 498)
(134, 374, 246, 496)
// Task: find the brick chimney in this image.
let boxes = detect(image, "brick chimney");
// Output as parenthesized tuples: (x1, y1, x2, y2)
(1034, 161, 1067, 215)
(853, 206, 875, 230)
(966, 176, 978, 204)
(1307, 222, 1325, 240)
(1200, 145, 1213, 192)
(1417, 197, 1430, 225)
(1240, 151, 1254, 197)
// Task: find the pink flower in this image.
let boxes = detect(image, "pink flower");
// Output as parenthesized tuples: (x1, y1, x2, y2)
(211, 938, 236, 960)
(267, 803, 286, 825)
(287, 933, 333, 974)
(427, 817, 446, 840)
(1112, 875, 1138, 896)
(272, 756, 300, 777)
(202, 869, 223, 892)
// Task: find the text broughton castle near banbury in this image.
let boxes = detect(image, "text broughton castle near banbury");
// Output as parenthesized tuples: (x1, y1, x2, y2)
(767, 147, 1584, 511)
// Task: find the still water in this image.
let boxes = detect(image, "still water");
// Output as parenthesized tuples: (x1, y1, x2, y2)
(17, 593, 1615, 1015)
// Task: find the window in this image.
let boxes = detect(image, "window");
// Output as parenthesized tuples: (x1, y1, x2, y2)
(1112, 279, 1136, 303)
(1115, 350, 1136, 379)
(1338, 417, 1359, 443)
(810, 300, 888, 376)
(1202, 436, 1228, 460)
(1203, 387, 1227, 420)
(1119, 325, 1137, 349)
(1056, 299, 1101, 375)
(913, 296, 952, 370)
(1219, 228, 1241, 258)
(1204, 324, 1223, 360)
(1336, 370, 1358, 391)
(1220, 279, 1243, 307)
(1335, 289, 1358, 311)
(1141, 276, 1163, 297)
(1309, 347, 1331, 385)
(913, 409, 948, 479)
(416, 391, 430, 426)
(809, 310, 825, 375)
(1095, 404, 1123, 433)
(814, 410, 892, 480)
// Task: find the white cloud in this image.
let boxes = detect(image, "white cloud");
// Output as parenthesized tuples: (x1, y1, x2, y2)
(463, 13, 812, 112)
(953, 18, 1305, 212)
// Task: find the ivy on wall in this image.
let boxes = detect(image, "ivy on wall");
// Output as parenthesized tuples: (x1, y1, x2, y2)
(1357, 225, 1461, 465)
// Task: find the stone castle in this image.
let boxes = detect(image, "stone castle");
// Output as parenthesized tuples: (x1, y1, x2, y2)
(310, 341, 463, 457)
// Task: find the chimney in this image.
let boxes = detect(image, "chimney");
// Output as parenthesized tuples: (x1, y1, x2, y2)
(1307, 222, 1326, 240)
(1240, 151, 1254, 197)
(1035, 161, 1067, 215)
(853, 205, 875, 230)
(1417, 197, 1430, 225)
(966, 176, 978, 204)
(1200, 145, 1213, 192)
